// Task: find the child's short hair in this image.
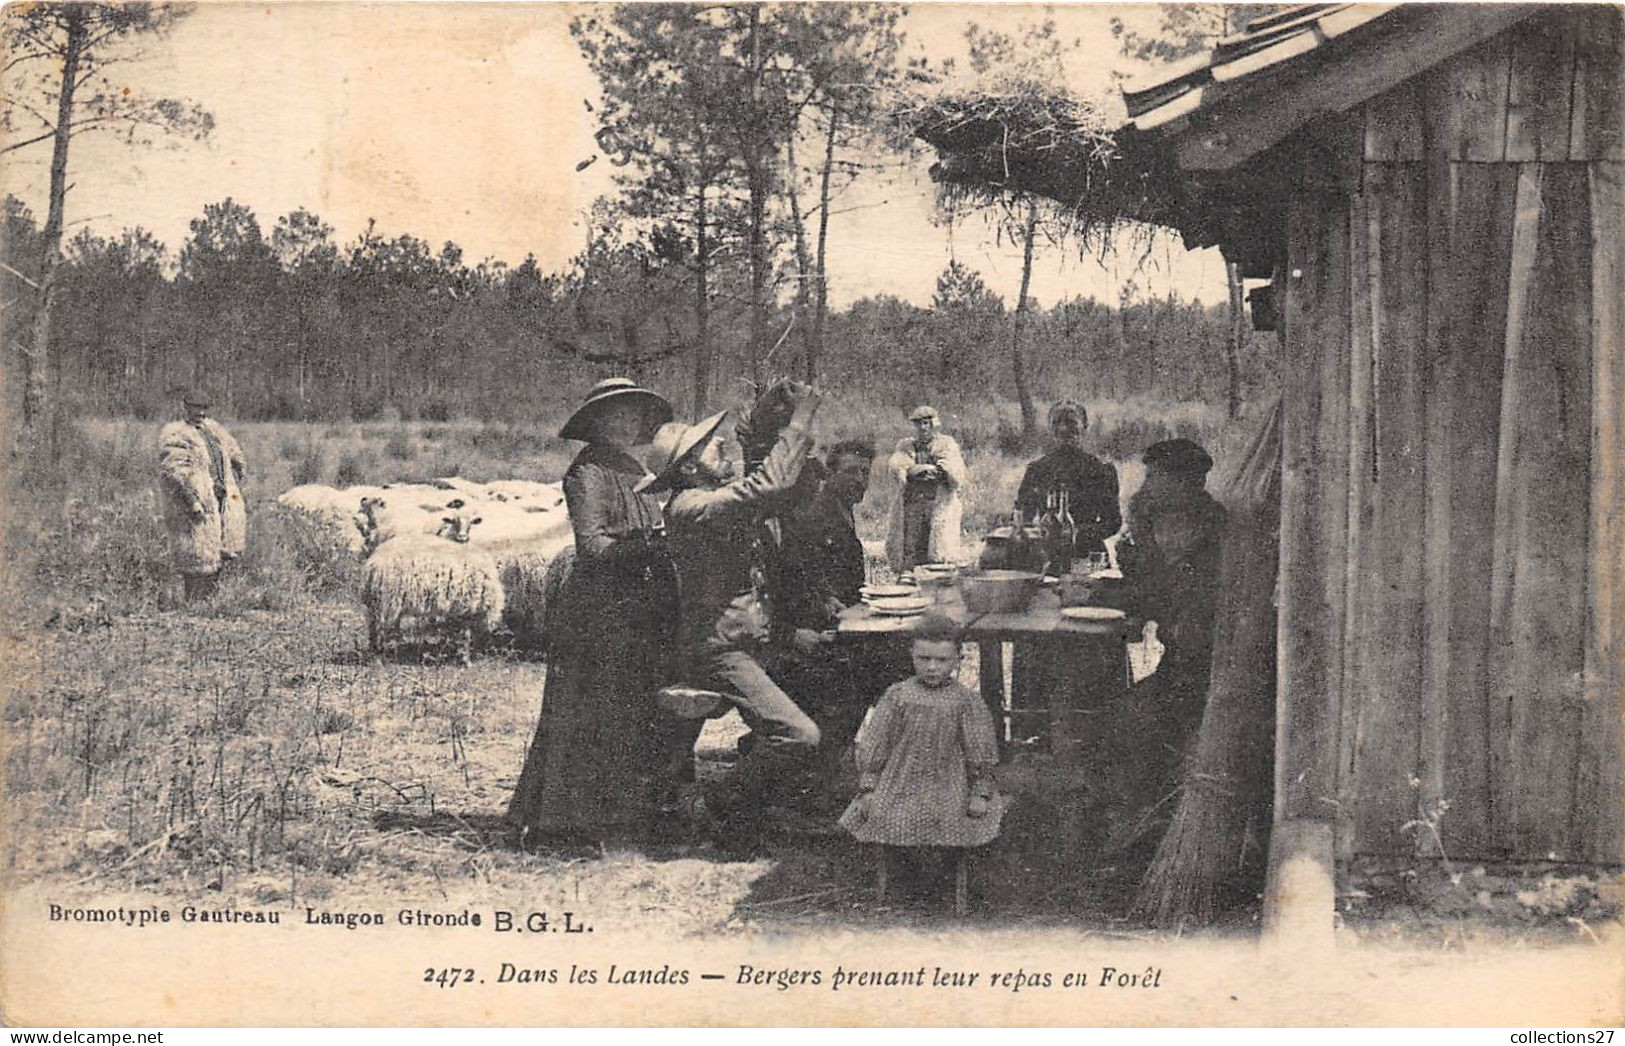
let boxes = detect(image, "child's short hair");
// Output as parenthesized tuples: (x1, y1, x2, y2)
(911, 611, 963, 646)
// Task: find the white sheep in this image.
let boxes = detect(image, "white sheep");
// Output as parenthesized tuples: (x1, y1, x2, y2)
(357, 494, 476, 552)
(484, 480, 565, 509)
(360, 508, 505, 663)
(430, 475, 488, 498)
(276, 483, 384, 554)
(464, 498, 571, 547)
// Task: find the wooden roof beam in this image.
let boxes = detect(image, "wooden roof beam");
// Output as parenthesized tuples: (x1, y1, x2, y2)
(1170, 4, 1538, 171)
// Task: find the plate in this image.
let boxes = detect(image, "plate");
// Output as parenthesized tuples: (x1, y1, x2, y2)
(1060, 606, 1126, 622)
(867, 596, 930, 616)
(861, 584, 919, 599)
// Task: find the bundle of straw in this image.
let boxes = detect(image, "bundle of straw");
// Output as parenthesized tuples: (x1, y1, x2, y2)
(1134, 401, 1283, 926)
(895, 73, 1183, 250)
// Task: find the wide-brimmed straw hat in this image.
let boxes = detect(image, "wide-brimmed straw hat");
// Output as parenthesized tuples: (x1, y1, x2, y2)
(558, 377, 674, 444)
(636, 411, 728, 494)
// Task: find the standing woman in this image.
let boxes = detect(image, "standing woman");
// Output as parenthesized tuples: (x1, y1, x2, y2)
(885, 405, 967, 572)
(1014, 401, 1121, 561)
(507, 378, 676, 846)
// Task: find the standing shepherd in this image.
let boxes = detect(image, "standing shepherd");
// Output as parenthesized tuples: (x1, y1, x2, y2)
(158, 389, 247, 601)
(507, 378, 677, 847)
(885, 406, 966, 571)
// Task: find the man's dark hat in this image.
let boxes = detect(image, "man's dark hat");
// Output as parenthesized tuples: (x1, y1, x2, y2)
(1143, 438, 1213, 475)
(182, 388, 212, 409)
(559, 377, 674, 444)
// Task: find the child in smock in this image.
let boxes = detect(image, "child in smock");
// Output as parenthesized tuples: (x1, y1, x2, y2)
(840, 612, 1007, 886)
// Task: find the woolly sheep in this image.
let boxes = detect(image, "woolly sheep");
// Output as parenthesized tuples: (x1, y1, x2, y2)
(463, 499, 572, 548)
(360, 509, 504, 663)
(357, 494, 476, 552)
(484, 480, 565, 509)
(276, 484, 378, 554)
(430, 475, 487, 497)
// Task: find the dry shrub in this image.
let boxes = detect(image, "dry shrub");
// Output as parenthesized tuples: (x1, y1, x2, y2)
(383, 427, 417, 461)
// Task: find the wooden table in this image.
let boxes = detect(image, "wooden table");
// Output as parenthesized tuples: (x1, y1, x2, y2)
(836, 588, 1134, 767)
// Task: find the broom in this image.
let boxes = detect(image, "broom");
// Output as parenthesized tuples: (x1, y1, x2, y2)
(1134, 401, 1282, 926)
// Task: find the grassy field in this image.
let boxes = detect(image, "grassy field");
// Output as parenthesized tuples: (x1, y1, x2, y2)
(17, 399, 1604, 944)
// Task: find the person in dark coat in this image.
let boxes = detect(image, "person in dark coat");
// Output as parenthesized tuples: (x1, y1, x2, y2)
(1121, 438, 1226, 682)
(646, 382, 824, 847)
(771, 439, 911, 792)
(1092, 438, 1228, 853)
(506, 378, 677, 846)
(1006, 401, 1125, 738)
(1014, 400, 1121, 558)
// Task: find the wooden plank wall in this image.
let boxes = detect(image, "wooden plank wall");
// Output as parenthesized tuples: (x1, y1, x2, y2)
(1315, 7, 1623, 862)
(1278, 195, 1351, 828)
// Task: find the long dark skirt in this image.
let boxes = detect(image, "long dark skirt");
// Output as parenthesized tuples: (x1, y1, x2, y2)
(506, 558, 676, 838)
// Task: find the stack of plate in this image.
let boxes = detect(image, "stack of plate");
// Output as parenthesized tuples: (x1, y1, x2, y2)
(865, 594, 931, 617)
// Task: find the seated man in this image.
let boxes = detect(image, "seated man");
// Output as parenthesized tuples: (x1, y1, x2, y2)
(771, 439, 912, 793)
(641, 382, 824, 847)
(1092, 438, 1227, 854)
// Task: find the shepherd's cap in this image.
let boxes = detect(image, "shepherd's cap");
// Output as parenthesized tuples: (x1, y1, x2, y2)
(907, 405, 939, 422)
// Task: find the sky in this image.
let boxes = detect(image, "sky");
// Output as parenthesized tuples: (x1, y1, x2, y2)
(0, 2, 1232, 309)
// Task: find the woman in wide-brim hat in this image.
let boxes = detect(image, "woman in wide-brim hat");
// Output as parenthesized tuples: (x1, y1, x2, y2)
(508, 377, 679, 845)
(558, 376, 674, 444)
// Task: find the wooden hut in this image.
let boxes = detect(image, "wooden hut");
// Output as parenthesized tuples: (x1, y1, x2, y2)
(924, 3, 1622, 925)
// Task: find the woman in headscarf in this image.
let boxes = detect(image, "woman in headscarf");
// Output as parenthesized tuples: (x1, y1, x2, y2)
(884, 405, 967, 572)
(507, 377, 677, 847)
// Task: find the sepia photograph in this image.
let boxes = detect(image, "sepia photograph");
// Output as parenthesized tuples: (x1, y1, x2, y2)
(0, 0, 1620, 1029)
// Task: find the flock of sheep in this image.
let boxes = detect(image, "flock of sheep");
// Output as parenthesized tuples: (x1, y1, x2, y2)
(275, 477, 575, 661)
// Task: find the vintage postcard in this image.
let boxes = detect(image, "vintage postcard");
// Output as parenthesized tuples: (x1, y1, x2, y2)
(1, 0, 1620, 1028)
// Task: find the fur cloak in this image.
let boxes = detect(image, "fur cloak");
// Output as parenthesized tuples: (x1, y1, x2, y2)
(159, 418, 247, 576)
(884, 433, 966, 569)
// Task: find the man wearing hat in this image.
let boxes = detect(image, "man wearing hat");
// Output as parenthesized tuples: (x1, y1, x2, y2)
(1089, 438, 1227, 854)
(158, 389, 247, 601)
(884, 405, 966, 571)
(642, 380, 824, 847)
(1121, 438, 1226, 685)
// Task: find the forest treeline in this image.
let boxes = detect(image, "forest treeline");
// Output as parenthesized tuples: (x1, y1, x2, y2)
(2, 193, 1277, 425)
